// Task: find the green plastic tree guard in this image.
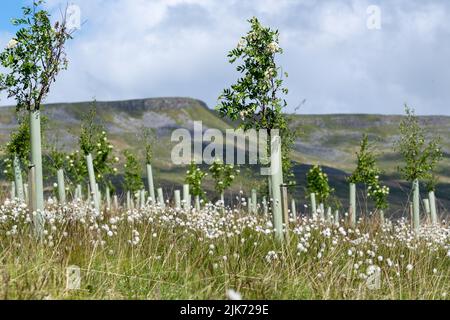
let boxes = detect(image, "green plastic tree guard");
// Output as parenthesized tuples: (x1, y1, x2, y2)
(146, 164, 156, 204)
(310, 193, 317, 218)
(86, 153, 99, 213)
(23, 183, 28, 204)
(195, 195, 200, 211)
(30, 110, 44, 215)
(183, 184, 190, 210)
(106, 186, 111, 210)
(413, 179, 420, 231)
(57, 169, 66, 204)
(174, 190, 181, 209)
(157, 188, 165, 209)
(270, 134, 284, 242)
(262, 196, 268, 216)
(13, 155, 24, 201)
(291, 199, 296, 218)
(349, 183, 356, 226)
(429, 191, 438, 225)
(251, 189, 257, 214)
(11, 181, 16, 199)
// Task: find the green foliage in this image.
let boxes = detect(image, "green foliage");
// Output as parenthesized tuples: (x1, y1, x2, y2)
(1, 114, 32, 180)
(217, 17, 288, 131)
(46, 144, 66, 173)
(0, 0, 72, 111)
(216, 17, 295, 179)
(349, 134, 389, 210)
(79, 102, 119, 187)
(209, 160, 239, 195)
(139, 127, 156, 165)
(66, 150, 87, 186)
(79, 103, 101, 155)
(185, 162, 207, 198)
(4, 117, 30, 166)
(306, 165, 333, 204)
(396, 105, 443, 190)
(123, 150, 143, 194)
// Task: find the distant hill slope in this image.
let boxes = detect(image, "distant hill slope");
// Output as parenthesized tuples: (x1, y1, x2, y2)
(1, 97, 450, 217)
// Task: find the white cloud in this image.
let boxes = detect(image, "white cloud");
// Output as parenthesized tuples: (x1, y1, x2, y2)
(0, 0, 449, 115)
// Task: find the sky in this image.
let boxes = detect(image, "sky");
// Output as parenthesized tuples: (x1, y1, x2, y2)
(0, 0, 449, 115)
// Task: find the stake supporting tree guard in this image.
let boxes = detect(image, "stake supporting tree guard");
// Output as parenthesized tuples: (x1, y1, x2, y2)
(183, 184, 190, 210)
(13, 154, 24, 201)
(251, 189, 257, 214)
(349, 183, 356, 226)
(146, 164, 156, 204)
(270, 134, 284, 242)
(429, 191, 438, 225)
(247, 197, 252, 214)
(157, 188, 165, 209)
(174, 190, 181, 209)
(310, 193, 317, 218)
(412, 179, 420, 231)
(30, 109, 44, 215)
(86, 153, 100, 213)
(57, 169, 66, 205)
(280, 185, 290, 238)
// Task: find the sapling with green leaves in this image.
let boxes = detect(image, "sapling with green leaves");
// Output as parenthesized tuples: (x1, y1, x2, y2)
(307, 165, 333, 218)
(2, 116, 30, 201)
(349, 134, 389, 220)
(209, 159, 239, 206)
(140, 127, 156, 203)
(395, 105, 443, 229)
(46, 144, 67, 204)
(185, 162, 207, 210)
(0, 1, 72, 233)
(79, 103, 118, 210)
(123, 150, 144, 200)
(216, 17, 294, 239)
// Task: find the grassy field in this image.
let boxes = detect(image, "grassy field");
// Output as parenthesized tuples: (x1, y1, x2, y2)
(0, 197, 448, 300)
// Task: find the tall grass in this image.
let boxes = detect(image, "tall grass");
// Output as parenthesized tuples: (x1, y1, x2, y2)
(0, 198, 448, 300)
